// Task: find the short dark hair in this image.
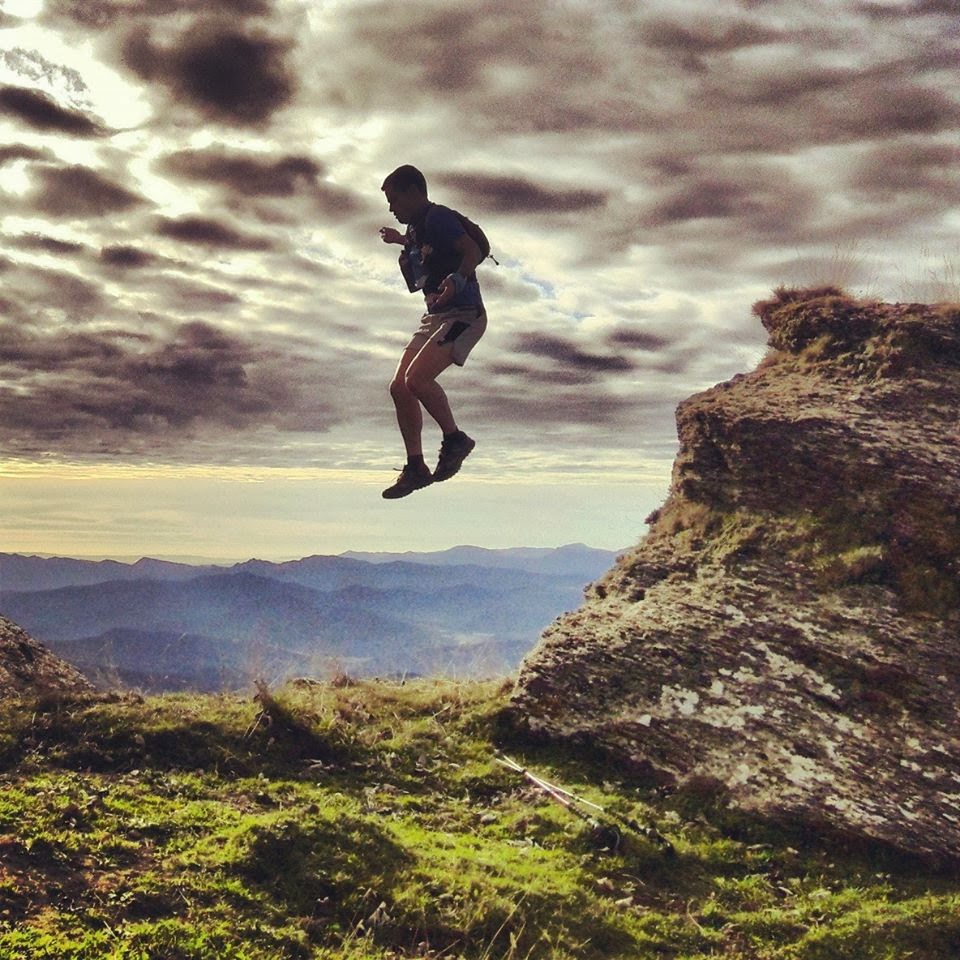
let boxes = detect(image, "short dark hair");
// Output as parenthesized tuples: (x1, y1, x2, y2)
(381, 164, 427, 195)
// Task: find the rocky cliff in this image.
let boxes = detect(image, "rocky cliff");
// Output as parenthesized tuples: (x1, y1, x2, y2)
(511, 289, 960, 867)
(0, 614, 92, 698)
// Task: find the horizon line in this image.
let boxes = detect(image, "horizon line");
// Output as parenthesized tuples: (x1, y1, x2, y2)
(0, 542, 629, 566)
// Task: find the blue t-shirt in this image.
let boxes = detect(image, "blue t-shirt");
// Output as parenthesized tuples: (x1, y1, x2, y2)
(408, 204, 483, 314)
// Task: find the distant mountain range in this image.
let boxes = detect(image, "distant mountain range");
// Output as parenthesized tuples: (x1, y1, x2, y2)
(0, 545, 621, 692)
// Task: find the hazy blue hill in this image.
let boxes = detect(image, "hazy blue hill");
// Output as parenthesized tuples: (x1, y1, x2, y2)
(0, 553, 224, 591)
(0, 546, 619, 689)
(0, 573, 421, 651)
(324, 580, 574, 635)
(233, 554, 374, 591)
(341, 542, 620, 577)
(0, 546, 619, 593)
(0, 574, 329, 643)
(53, 629, 252, 692)
(0, 575, 562, 686)
(235, 555, 604, 595)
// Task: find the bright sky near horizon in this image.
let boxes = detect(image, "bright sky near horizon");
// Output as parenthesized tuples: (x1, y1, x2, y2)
(1, 0, 958, 561)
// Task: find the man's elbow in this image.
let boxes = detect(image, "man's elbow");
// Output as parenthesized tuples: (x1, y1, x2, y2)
(460, 235, 482, 266)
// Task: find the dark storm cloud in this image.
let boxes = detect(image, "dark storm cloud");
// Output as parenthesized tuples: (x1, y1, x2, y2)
(162, 149, 323, 196)
(712, 58, 960, 150)
(643, 170, 814, 239)
(639, 16, 782, 62)
(319, 0, 959, 167)
(159, 276, 242, 311)
(29, 164, 146, 217)
(488, 361, 607, 387)
(843, 85, 959, 139)
(131, 321, 251, 396)
(156, 216, 274, 250)
(849, 141, 960, 199)
(0, 85, 104, 136)
(100, 245, 156, 268)
(159, 147, 364, 217)
(9, 233, 86, 256)
(856, 0, 960, 18)
(0, 318, 343, 456)
(6, 234, 167, 283)
(343, 1, 526, 94)
(122, 20, 295, 125)
(608, 329, 675, 352)
(648, 179, 746, 225)
(315, 0, 613, 130)
(910, 0, 960, 12)
(738, 66, 862, 108)
(1, 260, 103, 322)
(497, 331, 698, 396)
(0, 326, 125, 371)
(632, 156, 824, 251)
(436, 173, 607, 216)
(513, 333, 635, 374)
(42, 0, 272, 28)
(0, 144, 49, 164)
(469, 378, 639, 429)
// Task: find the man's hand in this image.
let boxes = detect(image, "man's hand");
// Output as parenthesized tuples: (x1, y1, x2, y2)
(379, 227, 405, 245)
(427, 275, 458, 311)
(427, 274, 464, 310)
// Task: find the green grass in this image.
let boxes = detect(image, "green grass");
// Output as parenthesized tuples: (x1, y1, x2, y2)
(0, 679, 958, 959)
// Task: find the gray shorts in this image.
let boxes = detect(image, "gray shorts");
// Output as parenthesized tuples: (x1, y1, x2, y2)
(406, 306, 487, 367)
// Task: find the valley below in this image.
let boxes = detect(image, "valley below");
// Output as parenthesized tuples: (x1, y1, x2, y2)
(0, 544, 619, 692)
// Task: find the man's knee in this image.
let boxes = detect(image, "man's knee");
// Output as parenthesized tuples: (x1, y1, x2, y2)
(403, 369, 432, 398)
(389, 375, 411, 402)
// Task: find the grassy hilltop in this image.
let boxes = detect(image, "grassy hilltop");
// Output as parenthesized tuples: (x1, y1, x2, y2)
(0, 679, 958, 959)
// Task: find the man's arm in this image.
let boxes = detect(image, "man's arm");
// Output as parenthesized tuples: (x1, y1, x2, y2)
(427, 233, 482, 309)
(452, 232, 483, 279)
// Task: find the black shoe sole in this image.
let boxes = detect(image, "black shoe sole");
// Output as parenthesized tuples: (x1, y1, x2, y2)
(382, 478, 433, 499)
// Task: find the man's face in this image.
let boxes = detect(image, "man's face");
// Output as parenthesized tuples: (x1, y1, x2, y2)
(384, 185, 423, 224)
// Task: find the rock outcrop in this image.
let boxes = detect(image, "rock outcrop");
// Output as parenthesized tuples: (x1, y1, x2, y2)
(511, 289, 960, 867)
(0, 614, 92, 698)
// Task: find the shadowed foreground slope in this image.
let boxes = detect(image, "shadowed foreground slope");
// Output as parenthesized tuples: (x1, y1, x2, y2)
(0, 677, 958, 959)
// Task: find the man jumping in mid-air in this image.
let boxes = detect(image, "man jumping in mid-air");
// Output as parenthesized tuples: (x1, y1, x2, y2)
(378, 165, 487, 500)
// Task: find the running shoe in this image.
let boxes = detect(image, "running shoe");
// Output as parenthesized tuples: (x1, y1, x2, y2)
(382, 463, 434, 499)
(433, 432, 475, 482)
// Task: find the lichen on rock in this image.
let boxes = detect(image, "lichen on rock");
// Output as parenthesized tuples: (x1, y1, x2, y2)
(511, 289, 960, 867)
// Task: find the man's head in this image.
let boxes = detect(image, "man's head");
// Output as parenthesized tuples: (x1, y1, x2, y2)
(382, 165, 429, 224)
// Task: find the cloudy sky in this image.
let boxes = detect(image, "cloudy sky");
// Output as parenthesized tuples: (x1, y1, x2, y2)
(1, 0, 958, 561)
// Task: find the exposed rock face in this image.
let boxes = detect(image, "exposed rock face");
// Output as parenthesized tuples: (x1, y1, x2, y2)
(512, 290, 960, 867)
(0, 614, 92, 698)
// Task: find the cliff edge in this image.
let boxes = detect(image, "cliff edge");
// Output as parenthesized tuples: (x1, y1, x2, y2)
(511, 289, 960, 867)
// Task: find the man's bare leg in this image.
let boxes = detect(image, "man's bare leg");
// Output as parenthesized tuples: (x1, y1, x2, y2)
(384, 338, 472, 498)
(389, 346, 426, 458)
(406, 339, 475, 482)
(403, 339, 457, 435)
(383, 347, 435, 498)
